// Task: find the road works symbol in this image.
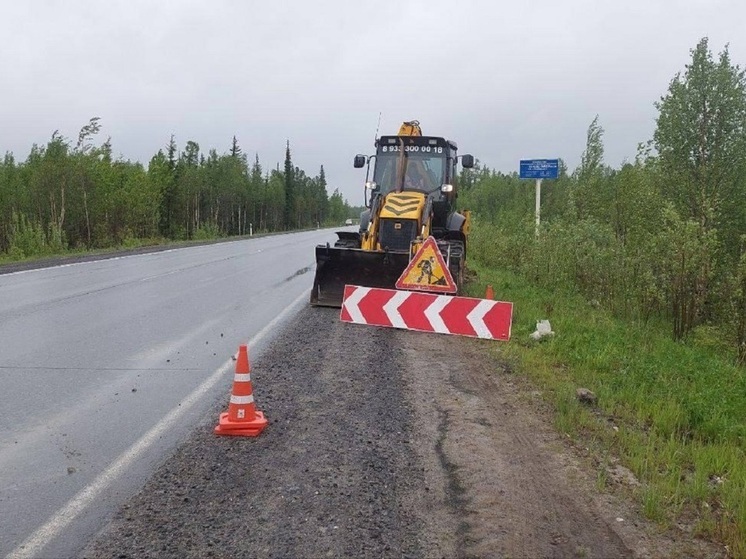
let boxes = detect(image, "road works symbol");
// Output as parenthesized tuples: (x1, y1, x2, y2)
(396, 236, 457, 293)
(215, 344, 268, 437)
(341, 285, 513, 341)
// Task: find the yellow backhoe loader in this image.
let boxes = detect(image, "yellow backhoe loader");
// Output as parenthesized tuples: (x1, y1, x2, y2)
(311, 121, 474, 307)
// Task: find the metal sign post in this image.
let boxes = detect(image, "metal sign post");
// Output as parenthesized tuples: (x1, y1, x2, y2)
(519, 159, 559, 237)
(535, 178, 542, 237)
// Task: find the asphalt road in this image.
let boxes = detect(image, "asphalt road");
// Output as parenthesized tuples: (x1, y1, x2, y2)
(0, 229, 339, 559)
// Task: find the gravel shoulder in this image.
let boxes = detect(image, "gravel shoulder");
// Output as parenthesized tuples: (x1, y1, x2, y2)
(81, 306, 724, 559)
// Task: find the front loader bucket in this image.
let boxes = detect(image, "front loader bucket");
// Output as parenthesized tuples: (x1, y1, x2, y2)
(311, 246, 410, 308)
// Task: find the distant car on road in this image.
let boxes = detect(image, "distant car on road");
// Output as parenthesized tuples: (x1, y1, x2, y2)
(345, 219, 353, 226)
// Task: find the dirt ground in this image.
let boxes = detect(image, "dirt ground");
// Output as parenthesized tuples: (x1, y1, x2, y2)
(82, 306, 725, 558)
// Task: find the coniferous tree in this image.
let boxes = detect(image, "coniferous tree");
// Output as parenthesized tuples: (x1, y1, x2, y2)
(316, 165, 329, 225)
(283, 141, 295, 229)
(158, 135, 178, 237)
(230, 135, 242, 159)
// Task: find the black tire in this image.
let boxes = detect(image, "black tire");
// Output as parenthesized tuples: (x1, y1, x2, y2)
(441, 240, 465, 293)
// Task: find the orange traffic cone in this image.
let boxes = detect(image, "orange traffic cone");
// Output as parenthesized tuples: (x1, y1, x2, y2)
(215, 344, 268, 437)
(485, 285, 494, 300)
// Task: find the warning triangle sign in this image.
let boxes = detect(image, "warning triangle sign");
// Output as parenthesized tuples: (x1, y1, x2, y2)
(396, 236, 457, 293)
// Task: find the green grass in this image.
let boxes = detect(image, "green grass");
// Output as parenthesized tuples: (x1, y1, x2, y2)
(466, 262, 746, 556)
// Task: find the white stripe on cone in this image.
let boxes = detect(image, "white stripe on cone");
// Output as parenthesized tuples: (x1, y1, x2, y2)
(230, 394, 255, 405)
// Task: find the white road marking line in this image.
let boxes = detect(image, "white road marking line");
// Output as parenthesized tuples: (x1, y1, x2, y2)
(6, 288, 310, 559)
(0, 248, 184, 277)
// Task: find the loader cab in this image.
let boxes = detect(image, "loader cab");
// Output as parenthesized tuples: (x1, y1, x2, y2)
(369, 135, 455, 199)
(355, 135, 472, 231)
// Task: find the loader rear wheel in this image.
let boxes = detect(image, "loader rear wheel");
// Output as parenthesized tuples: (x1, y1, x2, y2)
(446, 240, 465, 294)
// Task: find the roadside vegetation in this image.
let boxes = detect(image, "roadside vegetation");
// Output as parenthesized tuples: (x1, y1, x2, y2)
(0, 125, 360, 262)
(463, 37, 746, 556)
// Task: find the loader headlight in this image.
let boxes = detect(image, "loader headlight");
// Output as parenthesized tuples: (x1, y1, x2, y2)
(365, 181, 378, 190)
(441, 184, 454, 193)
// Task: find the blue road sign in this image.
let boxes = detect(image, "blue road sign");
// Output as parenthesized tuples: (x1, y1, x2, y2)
(520, 159, 559, 180)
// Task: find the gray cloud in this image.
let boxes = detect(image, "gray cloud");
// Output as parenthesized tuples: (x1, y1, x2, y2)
(1, 0, 744, 204)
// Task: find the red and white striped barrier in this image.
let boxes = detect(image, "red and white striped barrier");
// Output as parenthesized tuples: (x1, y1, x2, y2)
(340, 285, 513, 341)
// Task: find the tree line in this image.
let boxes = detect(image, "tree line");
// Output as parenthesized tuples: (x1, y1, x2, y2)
(0, 123, 357, 257)
(461, 37, 746, 364)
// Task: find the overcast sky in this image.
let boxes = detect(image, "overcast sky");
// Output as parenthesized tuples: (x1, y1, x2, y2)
(1, 0, 745, 204)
